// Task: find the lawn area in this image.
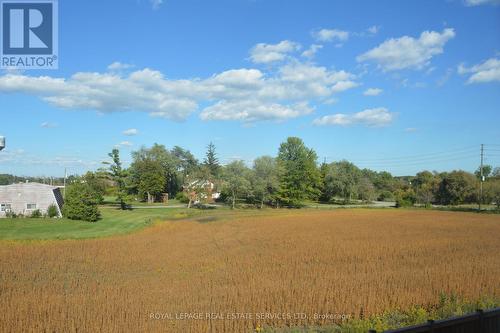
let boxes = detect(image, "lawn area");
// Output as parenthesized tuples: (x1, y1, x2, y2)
(0, 205, 296, 240)
(0, 207, 194, 240)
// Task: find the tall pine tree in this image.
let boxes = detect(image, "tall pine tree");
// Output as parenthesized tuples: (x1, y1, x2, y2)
(203, 142, 220, 179)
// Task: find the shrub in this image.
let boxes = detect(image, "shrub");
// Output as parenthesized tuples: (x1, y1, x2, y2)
(175, 191, 190, 204)
(483, 179, 500, 209)
(47, 204, 59, 218)
(378, 190, 394, 202)
(30, 209, 42, 218)
(62, 183, 101, 222)
(395, 189, 416, 208)
(396, 199, 413, 208)
(5, 211, 17, 218)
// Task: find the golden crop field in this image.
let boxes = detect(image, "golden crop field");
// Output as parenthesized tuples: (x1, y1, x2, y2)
(1, 209, 499, 333)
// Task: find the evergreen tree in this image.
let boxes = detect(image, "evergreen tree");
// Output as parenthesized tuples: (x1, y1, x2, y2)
(106, 149, 128, 210)
(203, 142, 220, 179)
(62, 183, 100, 222)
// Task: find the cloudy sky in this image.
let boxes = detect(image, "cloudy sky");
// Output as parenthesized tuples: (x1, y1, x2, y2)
(1, 0, 499, 176)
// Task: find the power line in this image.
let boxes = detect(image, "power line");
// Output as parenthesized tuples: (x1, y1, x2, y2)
(324, 145, 477, 163)
(353, 154, 478, 167)
(479, 144, 484, 211)
(327, 151, 477, 165)
(324, 144, 500, 166)
(361, 151, 477, 163)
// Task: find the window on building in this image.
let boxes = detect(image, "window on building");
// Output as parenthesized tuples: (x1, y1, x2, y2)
(1, 203, 12, 212)
(26, 203, 37, 210)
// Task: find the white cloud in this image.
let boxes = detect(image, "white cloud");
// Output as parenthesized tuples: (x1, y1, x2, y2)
(0, 69, 198, 121)
(122, 128, 139, 136)
(278, 63, 357, 97)
(301, 44, 323, 58)
(322, 98, 338, 105)
(0, 148, 98, 168)
(331, 80, 359, 93)
(464, 0, 500, 5)
(200, 100, 313, 122)
(278, 63, 353, 83)
(457, 58, 500, 84)
(107, 62, 134, 71)
(116, 141, 133, 148)
(367, 25, 380, 35)
(313, 114, 351, 126)
(313, 107, 394, 127)
(405, 127, 418, 132)
(249, 40, 301, 64)
(0, 60, 358, 123)
(312, 29, 349, 42)
(437, 68, 453, 86)
(150, 0, 163, 10)
(363, 88, 383, 96)
(209, 68, 263, 88)
(0, 148, 25, 163)
(357, 28, 455, 71)
(40, 121, 57, 128)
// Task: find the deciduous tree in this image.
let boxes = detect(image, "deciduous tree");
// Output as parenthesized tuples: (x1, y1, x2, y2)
(323, 160, 361, 203)
(277, 137, 321, 206)
(222, 161, 251, 209)
(130, 157, 165, 203)
(436, 170, 477, 205)
(252, 156, 280, 208)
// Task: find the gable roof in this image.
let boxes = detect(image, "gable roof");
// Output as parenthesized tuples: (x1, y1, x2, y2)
(0, 182, 60, 191)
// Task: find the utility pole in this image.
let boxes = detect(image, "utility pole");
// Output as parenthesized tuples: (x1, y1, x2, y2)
(479, 144, 484, 211)
(63, 168, 67, 199)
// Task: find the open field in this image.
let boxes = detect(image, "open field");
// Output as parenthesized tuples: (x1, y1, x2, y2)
(1, 209, 499, 332)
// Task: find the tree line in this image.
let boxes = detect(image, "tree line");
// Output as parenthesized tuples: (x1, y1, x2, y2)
(0, 174, 67, 186)
(59, 137, 500, 221)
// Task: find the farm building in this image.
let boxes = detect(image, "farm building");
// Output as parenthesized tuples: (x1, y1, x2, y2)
(0, 182, 64, 218)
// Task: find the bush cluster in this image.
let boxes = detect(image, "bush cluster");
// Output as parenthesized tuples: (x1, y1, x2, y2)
(62, 182, 101, 222)
(4, 204, 60, 219)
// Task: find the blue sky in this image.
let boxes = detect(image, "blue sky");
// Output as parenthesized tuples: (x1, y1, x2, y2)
(0, 0, 500, 177)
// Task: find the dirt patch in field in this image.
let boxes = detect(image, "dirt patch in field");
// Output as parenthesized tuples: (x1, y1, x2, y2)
(194, 216, 220, 223)
(1, 209, 499, 332)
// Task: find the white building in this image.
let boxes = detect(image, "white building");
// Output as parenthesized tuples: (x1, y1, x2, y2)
(0, 182, 64, 218)
(186, 179, 221, 203)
